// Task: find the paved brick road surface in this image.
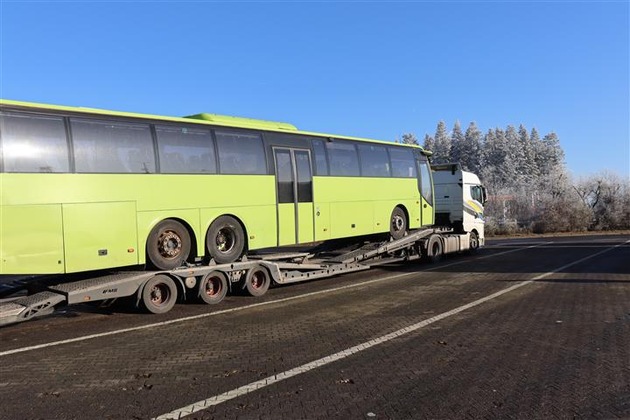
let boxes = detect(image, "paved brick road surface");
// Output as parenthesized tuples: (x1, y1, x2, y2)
(0, 235, 628, 419)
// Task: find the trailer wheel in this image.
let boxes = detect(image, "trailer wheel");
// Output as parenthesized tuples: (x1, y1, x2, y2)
(243, 265, 271, 297)
(390, 207, 407, 240)
(198, 271, 228, 305)
(147, 220, 191, 270)
(206, 216, 245, 264)
(469, 231, 480, 253)
(426, 235, 443, 263)
(141, 275, 177, 314)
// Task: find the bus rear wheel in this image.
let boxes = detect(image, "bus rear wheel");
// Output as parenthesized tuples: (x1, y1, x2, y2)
(206, 216, 245, 264)
(147, 220, 192, 270)
(390, 207, 408, 240)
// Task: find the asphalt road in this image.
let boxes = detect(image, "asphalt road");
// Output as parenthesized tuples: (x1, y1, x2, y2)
(0, 234, 628, 420)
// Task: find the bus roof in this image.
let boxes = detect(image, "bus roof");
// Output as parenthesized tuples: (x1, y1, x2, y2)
(0, 98, 430, 154)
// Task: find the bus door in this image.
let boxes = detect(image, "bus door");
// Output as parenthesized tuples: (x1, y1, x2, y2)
(273, 148, 314, 246)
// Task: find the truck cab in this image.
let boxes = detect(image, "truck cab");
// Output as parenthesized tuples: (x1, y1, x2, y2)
(432, 163, 487, 248)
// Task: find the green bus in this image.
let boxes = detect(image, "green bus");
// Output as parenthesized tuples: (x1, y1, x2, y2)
(0, 99, 434, 275)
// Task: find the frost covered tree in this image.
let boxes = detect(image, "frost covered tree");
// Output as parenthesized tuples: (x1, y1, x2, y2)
(449, 120, 465, 165)
(573, 172, 630, 230)
(462, 122, 482, 174)
(432, 121, 451, 164)
(518, 124, 537, 182)
(422, 134, 434, 153)
(399, 133, 419, 145)
(405, 118, 628, 233)
(481, 128, 516, 188)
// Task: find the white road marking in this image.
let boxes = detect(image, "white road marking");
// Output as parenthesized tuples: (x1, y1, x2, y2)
(154, 240, 628, 420)
(0, 243, 547, 357)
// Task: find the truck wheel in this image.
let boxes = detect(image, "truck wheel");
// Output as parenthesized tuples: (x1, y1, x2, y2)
(243, 265, 270, 297)
(141, 275, 177, 314)
(206, 216, 245, 264)
(426, 235, 443, 263)
(147, 220, 192, 270)
(390, 207, 407, 240)
(469, 231, 480, 253)
(198, 271, 228, 305)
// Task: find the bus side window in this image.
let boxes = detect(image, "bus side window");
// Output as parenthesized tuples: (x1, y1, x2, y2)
(418, 158, 433, 205)
(388, 147, 417, 178)
(215, 131, 267, 175)
(325, 140, 360, 177)
(156, 125, 216, 173)
(358, 144, 391, 177)
(0, 112, 69, 173)
(311, 139, 328, 176)
(71, 118, 155, 173)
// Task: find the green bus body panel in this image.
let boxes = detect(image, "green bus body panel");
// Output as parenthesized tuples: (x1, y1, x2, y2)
(1, 174, 277, 273)
(63, 202, 138, 272)
(312, 177, 422, 240)
(277, 203, 296, 246)
(421, 197, 435, 226)
(1, 204, 65, 274)
(297, 202, 314, 244)
(186, 113, 298, 131)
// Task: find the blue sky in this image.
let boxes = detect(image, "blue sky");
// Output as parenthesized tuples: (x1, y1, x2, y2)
(1, 1, 628, 177)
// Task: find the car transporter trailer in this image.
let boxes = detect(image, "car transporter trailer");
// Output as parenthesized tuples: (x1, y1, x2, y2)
(0, 227, 476, 327)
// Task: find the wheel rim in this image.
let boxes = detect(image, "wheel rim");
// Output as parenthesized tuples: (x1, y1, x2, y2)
(432, 242, 440, 256)
(250, 271, 265, 289)
(216, 227, 235, 253)
(158, 230, 182, 258)
(392, 214, 405, 233)
(204, 276, 223, 297)
(150, 284, 170, 305)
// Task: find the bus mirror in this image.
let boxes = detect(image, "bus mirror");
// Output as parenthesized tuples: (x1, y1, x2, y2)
(481, 186, 488, 204)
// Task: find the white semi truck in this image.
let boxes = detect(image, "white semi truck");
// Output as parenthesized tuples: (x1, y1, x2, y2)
(433, 163, 487, 251)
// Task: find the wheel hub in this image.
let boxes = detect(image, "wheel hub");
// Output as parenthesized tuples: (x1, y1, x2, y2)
(216, 228, 235, 253)
(158, 231, 182, 258)
(251, 272, 264, 289)
(392, 215, 405, 232)
(205, 278, 221, 296)
(151, 285, 165, 303)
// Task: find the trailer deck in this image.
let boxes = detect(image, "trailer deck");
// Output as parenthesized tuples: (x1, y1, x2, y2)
(0, 227, 474, 326)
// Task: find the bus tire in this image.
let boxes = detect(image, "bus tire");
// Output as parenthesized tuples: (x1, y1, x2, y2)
(198, 271, 228, 305)
(243, 265, 270, 297)
(206, 216, 245, 264)
(426, 235, 443, 263)
(141, 275, 177, 314)
(147, 220, 192, 270)
(390, 206, 407, 240)
(469, 230, 480, 253)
